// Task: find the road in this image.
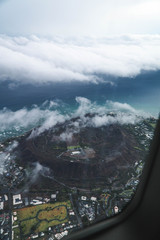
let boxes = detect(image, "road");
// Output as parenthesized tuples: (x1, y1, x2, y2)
(68, 193, 83, 229)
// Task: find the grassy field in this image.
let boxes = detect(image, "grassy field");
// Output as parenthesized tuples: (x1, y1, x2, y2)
(13, 227, 21, 240)
(119, 189, 134, 198)
(149, 122, 156, 129)
(67, 145, 81, 150)
(133, 146, 143, 151)
(20, 218, 38, 235)
(38, 205, 67, 221)
(14, 201, 71, 237)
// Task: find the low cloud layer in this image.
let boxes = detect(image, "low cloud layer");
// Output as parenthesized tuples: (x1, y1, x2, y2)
(30, 98, 150, 139)
(0, 35, 160, 85)
(0, 98, 151, 139)
(0, 141, 18, 174)
(0, 98, 150, 141)
(0, 103, 69, 141)
(22, 162, 52, 192)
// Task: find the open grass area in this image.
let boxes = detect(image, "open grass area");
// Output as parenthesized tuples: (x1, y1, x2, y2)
(20, 218, 38, 235)
(15, 201, 71, 237)
(133, 146, 143, 151)
(38, 205, 67, 221)
(17, 201, 71, 221)
(67, 145, 81, 150)
(150, 123, 156, 128)
(36, 218, 68, 233)
(13, 227, 21, 240)
(119, 189, 134, 198)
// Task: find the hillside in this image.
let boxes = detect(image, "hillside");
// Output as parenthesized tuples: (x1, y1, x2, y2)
(12, 114, 152, 188)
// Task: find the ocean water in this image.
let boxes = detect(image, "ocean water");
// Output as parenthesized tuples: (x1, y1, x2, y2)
(0, 71, 160, 142)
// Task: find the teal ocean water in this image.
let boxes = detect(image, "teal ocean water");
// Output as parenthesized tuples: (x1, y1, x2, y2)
(0, 71, 160, 142)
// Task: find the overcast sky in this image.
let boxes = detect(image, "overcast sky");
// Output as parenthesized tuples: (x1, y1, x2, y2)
(0, 0, 160, 85)
(0, 0, 160, 37)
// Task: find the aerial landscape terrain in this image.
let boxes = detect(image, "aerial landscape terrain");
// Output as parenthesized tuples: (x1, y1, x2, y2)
(0, 110, 157, 240)
(0, 0, 160, 239)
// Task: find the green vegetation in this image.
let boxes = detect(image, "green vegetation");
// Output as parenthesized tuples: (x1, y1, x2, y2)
(150, 123, 156, 128)
(53, 146, 66, 150)
(136, 166, 143, 174)
(107, 209, 113, 217)
(53, 145, 82, 151)
(20, 218, 38, 235)
(119, 189, 134, 198)
(67, 145, 81, 150)
(15, 201, 71, 237)
(38, 205, 67, 221)
(13, 227, 21, 240)
(133, 146, 143, 151)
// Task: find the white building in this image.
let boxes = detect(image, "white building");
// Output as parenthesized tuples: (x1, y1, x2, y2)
(13, 194, 22, 206)
(0, 201, 4, 210)
(30, 199, 43, 205)
(81, 196, 87, 201)
(55, 230, 68, 240)
(91, 197, 97, 201)
(31, 233, 38, 239)
(114, 206, 119, 214)
(69, 210, 75, 215)
(71, 151, 81, 155)
(51, 194, 56, 199)
(4, 195, 8, 201)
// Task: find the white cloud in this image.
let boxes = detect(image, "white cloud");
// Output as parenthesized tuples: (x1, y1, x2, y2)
(91, 115, 116, 127)
(59, 132, 74, 142)
(0, 107, 47, 130)
(0, 35, 160, 85)
(75, 97, 92, 116)
(0, 141, 18, 174)
(0, 103, 68, 139)
(29, 112, 67, 138)
(23, 162, 52, 192)
(107, 101, 137, 113)
(0, 97, 151, 140)
(30, 162, 51, 183)
(74, 98, 150, 128)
